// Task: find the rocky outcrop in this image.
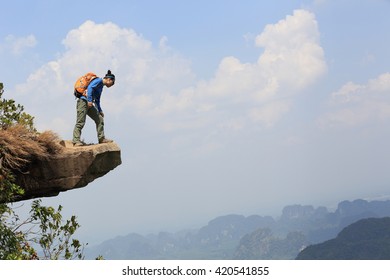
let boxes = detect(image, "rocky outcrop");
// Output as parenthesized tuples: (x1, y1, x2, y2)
(13, 140, 121, 201)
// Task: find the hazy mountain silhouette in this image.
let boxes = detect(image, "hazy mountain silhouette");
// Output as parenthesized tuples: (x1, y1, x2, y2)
(296, 217, 390, 259)
(85, 199, 390, 259)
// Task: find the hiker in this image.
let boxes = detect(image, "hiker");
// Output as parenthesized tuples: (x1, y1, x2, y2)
(72, 70, 115, 146)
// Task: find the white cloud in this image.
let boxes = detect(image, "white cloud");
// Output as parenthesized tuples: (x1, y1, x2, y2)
(12, 10, 326, 147)
(255, 9, 326, 91)
(180, 9, 326, 132)
(249, 100, 292, 127)
(330, 81, 365, 104)
(319, 73, 390, 127)
(368, 73, 390, 92)
(3, 34, 37, 55)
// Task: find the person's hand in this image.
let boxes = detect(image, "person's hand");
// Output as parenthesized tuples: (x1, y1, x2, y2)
(88, 102, 93, 108)
(100, 112, 105, 118)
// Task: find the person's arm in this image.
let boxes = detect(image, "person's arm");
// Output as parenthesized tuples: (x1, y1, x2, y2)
(95, 93, 102, 113)
(86, 82, 95, 107)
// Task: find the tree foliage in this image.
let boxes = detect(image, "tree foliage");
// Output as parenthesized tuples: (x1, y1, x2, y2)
(0, 83, 86, 259)
(0, 200, 84, 260)
(0, 83, 35, 131)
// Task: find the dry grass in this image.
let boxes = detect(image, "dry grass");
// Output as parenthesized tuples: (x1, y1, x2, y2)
(0, 125, 63, 172)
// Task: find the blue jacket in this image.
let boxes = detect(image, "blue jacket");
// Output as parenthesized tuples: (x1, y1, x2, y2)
(81, 78, 104, 112)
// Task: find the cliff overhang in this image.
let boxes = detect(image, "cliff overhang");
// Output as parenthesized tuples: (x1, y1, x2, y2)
(3, 139, 121, 202)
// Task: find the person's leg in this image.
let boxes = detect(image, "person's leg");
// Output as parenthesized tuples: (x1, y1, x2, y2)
(72, 99, 88, 145)
(87, 106, 105, 142)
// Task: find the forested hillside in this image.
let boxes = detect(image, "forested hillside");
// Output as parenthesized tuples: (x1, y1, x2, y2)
(296, 217, 390, 259)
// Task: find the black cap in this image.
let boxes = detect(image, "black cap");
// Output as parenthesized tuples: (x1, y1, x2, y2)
(105, 70, 115, 81)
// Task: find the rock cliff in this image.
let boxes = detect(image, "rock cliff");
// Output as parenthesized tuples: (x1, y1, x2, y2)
(13, 140, 121, 201)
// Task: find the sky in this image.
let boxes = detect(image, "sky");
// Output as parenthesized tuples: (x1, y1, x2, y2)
(1, 0, 390, 245)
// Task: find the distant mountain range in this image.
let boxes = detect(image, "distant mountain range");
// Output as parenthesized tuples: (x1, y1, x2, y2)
(296, 217, 390, 259)
(85, 199, 390, 259)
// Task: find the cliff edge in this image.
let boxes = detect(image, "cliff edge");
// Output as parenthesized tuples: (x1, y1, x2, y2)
(11, 140, 121, 202)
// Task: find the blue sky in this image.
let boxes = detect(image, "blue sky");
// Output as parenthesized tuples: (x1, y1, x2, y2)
(1, 0, 390, 244)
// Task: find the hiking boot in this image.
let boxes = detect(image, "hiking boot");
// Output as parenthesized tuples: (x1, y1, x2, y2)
(73, 141, 85, 147)
(99, 138, 113, 144)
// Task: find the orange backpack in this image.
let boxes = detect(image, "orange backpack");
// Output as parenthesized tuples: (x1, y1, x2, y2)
(74, 72, 97, 97)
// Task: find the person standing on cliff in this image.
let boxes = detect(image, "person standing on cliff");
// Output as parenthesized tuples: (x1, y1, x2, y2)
(72, 70, 116, 146)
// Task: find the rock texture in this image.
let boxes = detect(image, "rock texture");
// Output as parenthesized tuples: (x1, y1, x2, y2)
(14, 140, 121, 201)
